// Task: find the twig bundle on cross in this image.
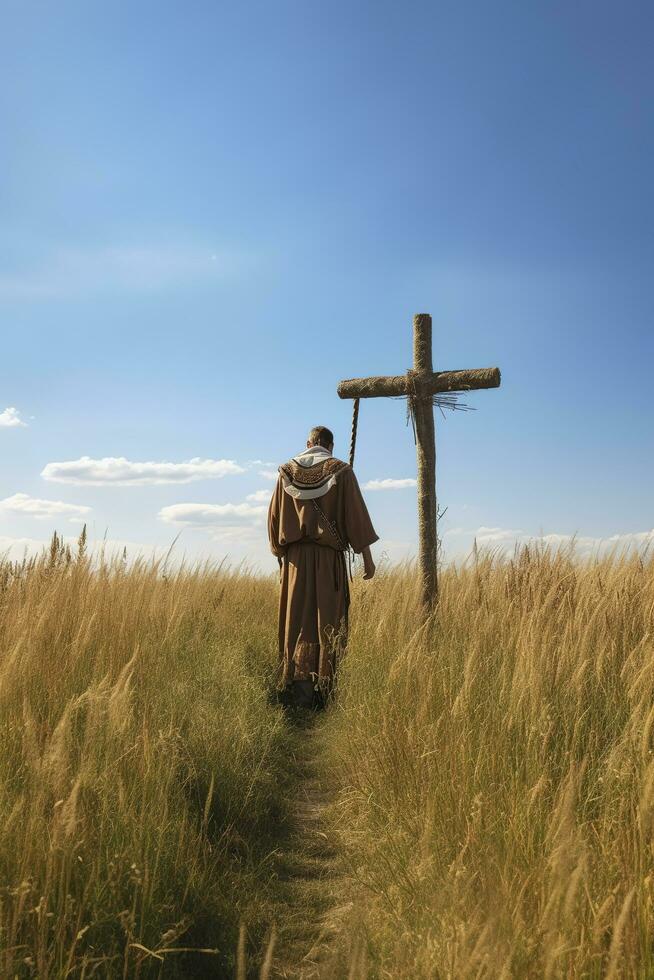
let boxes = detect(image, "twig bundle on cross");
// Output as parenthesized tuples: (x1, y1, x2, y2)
(337, 313, 501, 613)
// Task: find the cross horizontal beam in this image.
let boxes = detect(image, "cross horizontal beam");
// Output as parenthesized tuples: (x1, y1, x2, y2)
(337, 366, 500, 400)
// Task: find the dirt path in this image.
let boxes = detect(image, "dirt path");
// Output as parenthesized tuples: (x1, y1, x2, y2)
(266, 713, 357, 980)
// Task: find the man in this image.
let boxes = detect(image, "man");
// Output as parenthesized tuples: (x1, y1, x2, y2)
(268, 425, 378, 709)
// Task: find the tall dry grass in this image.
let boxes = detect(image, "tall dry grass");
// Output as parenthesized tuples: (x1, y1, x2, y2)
(0, 533, 286, 978)
(2, 533, 653, 977)
(325, 546, 654, 977)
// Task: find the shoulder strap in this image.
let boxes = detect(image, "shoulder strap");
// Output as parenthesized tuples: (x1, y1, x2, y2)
(311, 495, 355, 583)
(311, 497, 346, 552)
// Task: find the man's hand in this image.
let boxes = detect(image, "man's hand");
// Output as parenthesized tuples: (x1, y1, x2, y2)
(361, 546, 376, 580)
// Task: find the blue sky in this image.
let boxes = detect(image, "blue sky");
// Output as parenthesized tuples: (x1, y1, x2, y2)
(1, 0, 652, 567)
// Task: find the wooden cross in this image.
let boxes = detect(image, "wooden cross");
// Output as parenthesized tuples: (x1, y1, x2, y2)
(337, 313, 501, 612)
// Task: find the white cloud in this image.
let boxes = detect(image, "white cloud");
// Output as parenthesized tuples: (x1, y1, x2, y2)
(41, 456, 245, 486)
(0, 244, 255, 298)
(375, 538, 416, 562)
(539, 530, 654, 553)
(259, 469, 278, 481)
(0, 533, 170, 564)
(157, 499, 268, 549)
(158, 502, 267, 530)
(443, 525, 654, 558)
(0, 407, 27, 428)
(0, 535, 48, 559)
(246, 489, 273, 503)
(197, 525, 265, 547)
(475, 526, 524, 544)
(0, 493, 91, 522)
(363, 478, 417, 491)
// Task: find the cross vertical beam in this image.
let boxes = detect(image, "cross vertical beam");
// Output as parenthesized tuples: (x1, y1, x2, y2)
(412, 314, 438, 610)
(337, 312, 501, 616)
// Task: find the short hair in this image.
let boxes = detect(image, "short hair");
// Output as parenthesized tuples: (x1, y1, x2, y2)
(308, 425, 334, 448)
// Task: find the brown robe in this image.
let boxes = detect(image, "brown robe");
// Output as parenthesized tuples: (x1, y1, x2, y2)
(267, 450, 378, 690)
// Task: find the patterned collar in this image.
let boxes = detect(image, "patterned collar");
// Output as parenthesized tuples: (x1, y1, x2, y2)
(280, 451, 346, 501)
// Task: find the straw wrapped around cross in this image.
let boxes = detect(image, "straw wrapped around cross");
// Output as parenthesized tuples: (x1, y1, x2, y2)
(337, 313, 501, 613)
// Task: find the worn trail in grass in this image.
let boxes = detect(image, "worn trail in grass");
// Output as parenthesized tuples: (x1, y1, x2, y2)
(262, 712, 363, 980)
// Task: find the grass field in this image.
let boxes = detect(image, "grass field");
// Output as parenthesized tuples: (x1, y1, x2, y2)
(1, 533, 653, 977)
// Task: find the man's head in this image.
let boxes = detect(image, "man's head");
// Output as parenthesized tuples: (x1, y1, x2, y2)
(307, 425, 334, 452)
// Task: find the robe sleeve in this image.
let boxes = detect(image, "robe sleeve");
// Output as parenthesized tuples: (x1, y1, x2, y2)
(342, 467, 379, 554)
(267, 474, 287, 558)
